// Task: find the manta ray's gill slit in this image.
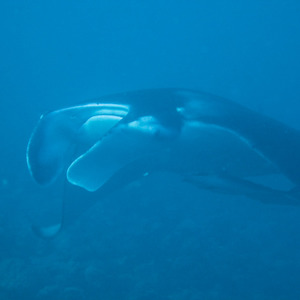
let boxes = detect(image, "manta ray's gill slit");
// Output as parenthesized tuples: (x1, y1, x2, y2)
(93, 103, 130, 117)
(56, 103, 130, 121)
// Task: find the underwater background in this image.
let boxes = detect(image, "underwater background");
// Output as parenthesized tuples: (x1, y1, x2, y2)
(1, 0, 300, 299)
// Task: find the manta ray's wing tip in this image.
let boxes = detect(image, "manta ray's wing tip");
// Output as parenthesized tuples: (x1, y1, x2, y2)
(32, 223, 62, 239)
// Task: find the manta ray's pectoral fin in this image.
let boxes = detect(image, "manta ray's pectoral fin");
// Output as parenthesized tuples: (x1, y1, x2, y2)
(177, 90, 300, 186)
(184, 173, 300, 205)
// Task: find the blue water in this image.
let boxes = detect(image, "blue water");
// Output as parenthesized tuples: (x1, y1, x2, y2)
(1, 1, 300, 299)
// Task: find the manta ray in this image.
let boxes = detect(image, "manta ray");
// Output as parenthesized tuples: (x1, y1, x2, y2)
(26, 88, 300, 237)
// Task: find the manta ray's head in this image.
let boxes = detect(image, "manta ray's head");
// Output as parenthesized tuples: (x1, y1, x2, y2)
(26, 98, 177, 192)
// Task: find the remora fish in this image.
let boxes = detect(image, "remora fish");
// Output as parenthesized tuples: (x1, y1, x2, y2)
(26, 89, 300, 237)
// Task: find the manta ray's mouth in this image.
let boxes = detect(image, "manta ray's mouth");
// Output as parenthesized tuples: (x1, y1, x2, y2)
(57, 103, 129, 117)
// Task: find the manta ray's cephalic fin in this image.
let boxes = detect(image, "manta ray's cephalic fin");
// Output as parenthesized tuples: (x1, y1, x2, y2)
(27, 104, 129, 186)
